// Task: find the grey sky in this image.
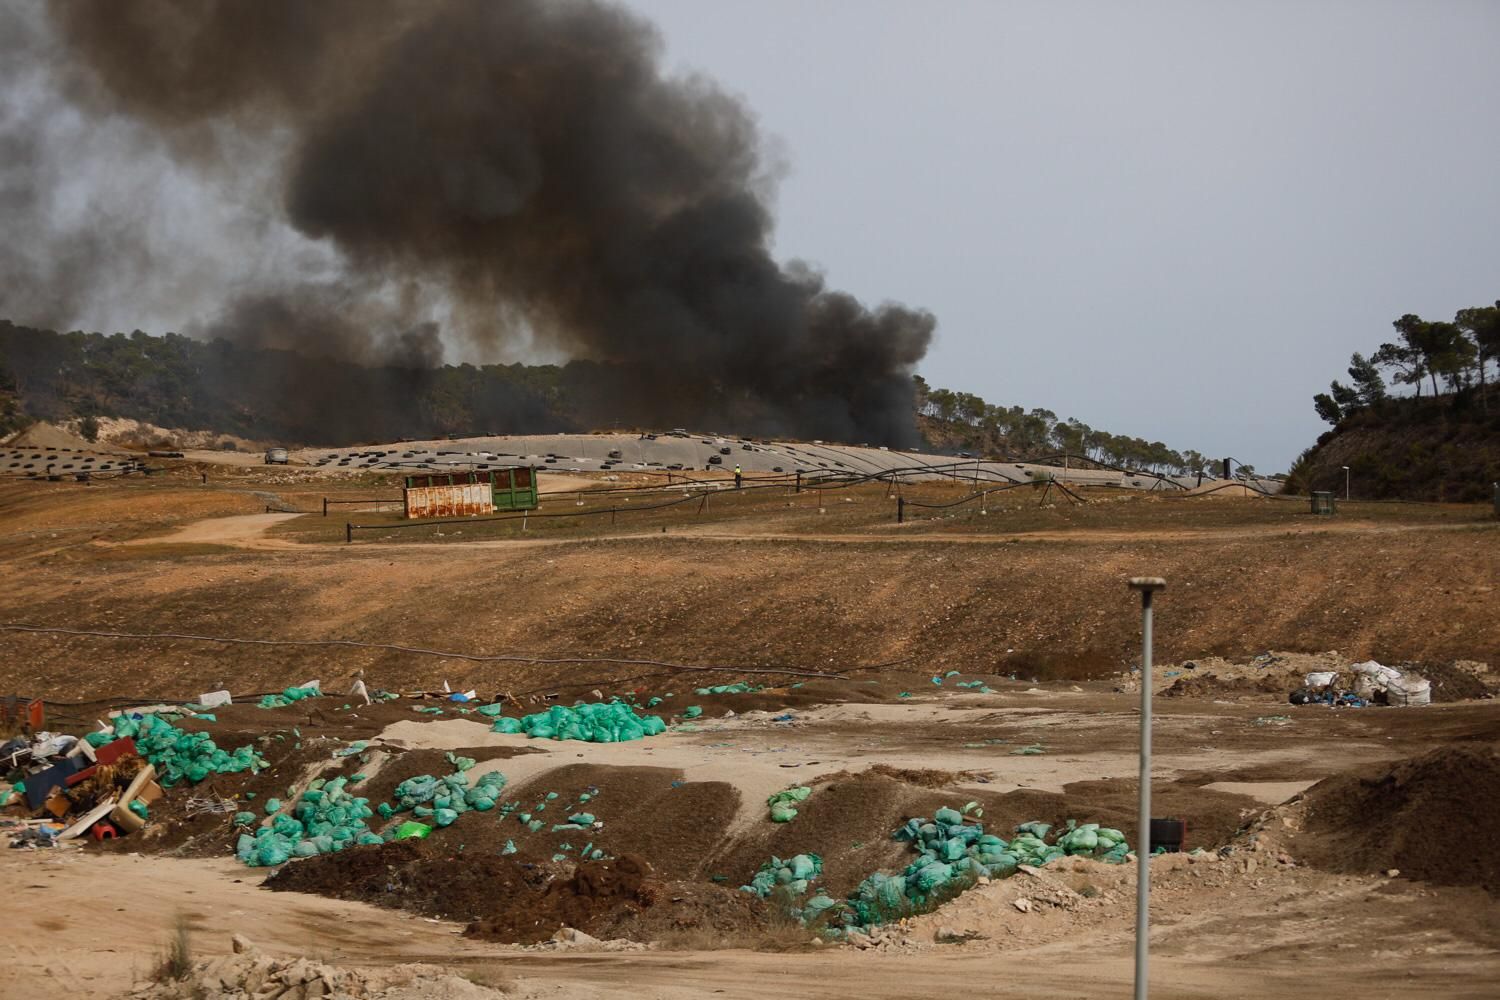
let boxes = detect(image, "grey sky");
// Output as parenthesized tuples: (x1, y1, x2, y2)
(625, 0, 1500, 470)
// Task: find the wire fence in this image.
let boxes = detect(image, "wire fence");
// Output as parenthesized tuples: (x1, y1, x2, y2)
(322, 496, 403, 516)
(896, 477, 1091, 521)
(342, 466, 1127, 538)
(316, 452, 1481, 541)
(344, 486, 715, 541)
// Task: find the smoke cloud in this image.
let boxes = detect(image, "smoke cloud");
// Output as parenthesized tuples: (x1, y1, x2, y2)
(5, 0, 935, 444)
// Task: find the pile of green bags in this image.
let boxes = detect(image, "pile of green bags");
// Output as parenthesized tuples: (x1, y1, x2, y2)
(1051, 820, 1130, 862)
(257, 685, 322, 709)
(741, 852, 823, 898)
(235, 776, 381, 867)
(240, 764, 511, 866)
(377, 768, 508, 824)
(694, 683, 763, 695)
(845, 807, 994, 926)
(489, 701, 667, 743)
(767, 786, 812, 823)
(840, 810, 1131, 929)
(109, 713, 268, 787)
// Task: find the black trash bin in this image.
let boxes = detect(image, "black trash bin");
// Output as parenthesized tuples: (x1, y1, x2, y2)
(1150, 817, 1186, 853)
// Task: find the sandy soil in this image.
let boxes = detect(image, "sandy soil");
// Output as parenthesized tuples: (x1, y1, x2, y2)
(127, 512, 303, 548)
(5, 839, 1496, 1000)
(3, 464, 1497, 998)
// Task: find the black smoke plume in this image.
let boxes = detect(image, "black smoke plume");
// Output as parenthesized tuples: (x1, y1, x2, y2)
(12, 0, 935, 443)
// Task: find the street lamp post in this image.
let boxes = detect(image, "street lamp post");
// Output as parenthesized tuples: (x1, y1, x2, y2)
(1128, 576, 1166, 1000)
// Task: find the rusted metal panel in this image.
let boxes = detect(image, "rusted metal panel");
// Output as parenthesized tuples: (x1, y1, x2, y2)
(403, 483, 494, 519)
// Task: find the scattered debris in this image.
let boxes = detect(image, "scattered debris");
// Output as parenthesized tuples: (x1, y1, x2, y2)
(124, 934, 510, 999)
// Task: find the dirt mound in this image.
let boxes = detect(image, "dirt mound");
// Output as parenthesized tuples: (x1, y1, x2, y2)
(1294, 747, 1500, 894)
(265, 838, 552, 923)
(586, 879, 775, 946)
(482, 764, 740, 876)
(465, 853, 657, 944)
(129, 939, 506, 1000)
(265, 838, 770, 947)
(718, 772, 967, 897)
(3, 420, 95, 449)
(999, 648, 1120, 681)
(1406, 661, 1496, 702)
(1161, 672, 1288, 699)
(864, 764, 976, 788)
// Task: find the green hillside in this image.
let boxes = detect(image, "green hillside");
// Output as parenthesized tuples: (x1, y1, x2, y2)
(1289, 302, 1500, 502)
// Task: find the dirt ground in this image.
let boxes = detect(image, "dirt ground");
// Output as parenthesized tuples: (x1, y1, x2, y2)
(2, 459, 1497, 998)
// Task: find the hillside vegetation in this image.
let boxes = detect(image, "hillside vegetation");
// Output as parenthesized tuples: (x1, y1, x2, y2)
(914, 376, 1218, 475)
(1289, 387, 1500, 502)
(0, 320, 577, 443)
(1291, 301, 1500, 502)
(1, 322, 1214, 467)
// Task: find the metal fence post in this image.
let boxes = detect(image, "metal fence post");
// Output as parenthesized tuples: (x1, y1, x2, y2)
(795, 470, 802, 494)
(345, 522, 352, 544)
(323, 497, 328, 517)
(897, 496, 905, 523)
(1128, 576, 1165, 1000)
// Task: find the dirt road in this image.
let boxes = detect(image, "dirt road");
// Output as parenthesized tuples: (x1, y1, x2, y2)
(5, 845, 1495, 1000)
(127, 512, 302, 549)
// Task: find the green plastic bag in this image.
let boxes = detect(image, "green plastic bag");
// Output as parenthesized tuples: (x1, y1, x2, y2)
(394, 821, 432, 840)
(933, 806, 963, 827)
(767, 786, 811, 823)
(255, 842, 290, 866)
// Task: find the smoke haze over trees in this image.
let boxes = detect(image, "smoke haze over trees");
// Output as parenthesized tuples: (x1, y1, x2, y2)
(1, 323, 1223, 474)
(0, 0, 934, 445)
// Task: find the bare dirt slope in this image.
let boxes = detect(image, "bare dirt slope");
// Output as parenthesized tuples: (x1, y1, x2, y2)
(2, 483, 1495, 700)
(3, 466, 1497, 999)
(5, 827, 1498, 1000)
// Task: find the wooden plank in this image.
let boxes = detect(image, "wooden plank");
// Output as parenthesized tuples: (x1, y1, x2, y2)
(57, 798, 118, 841)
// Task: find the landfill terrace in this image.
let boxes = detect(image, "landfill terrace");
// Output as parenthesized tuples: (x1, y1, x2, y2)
(2, 446, 1498, 1000)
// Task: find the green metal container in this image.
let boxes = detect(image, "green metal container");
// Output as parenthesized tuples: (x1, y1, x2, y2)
(402, 466, 539, 518)
(490, 466, 540, 511)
